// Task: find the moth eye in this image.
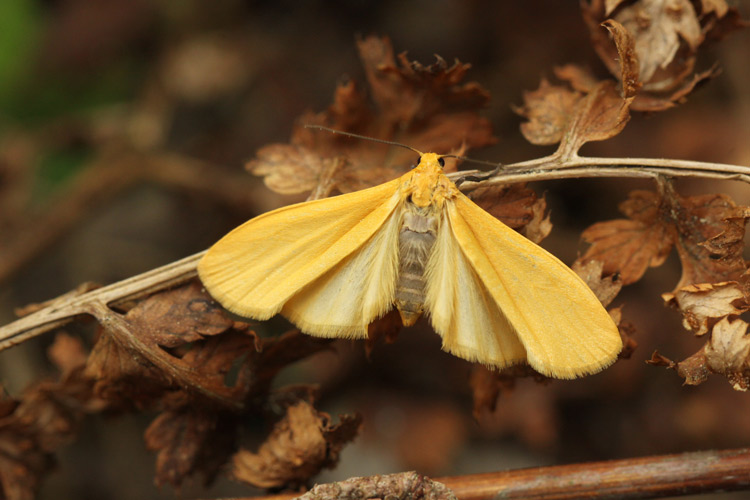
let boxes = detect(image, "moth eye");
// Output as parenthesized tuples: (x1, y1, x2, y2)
(438, 157, 445, 167)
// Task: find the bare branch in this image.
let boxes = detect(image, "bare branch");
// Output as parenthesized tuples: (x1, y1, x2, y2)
(246, 448, 750, 500)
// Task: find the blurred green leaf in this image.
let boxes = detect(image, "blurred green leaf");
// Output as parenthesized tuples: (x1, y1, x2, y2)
(0, 0, 41, 111)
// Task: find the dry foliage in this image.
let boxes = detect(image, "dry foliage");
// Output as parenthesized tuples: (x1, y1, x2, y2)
(0, 2, 748, 498)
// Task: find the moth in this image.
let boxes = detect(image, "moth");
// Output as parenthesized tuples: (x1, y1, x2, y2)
(198, 150, 622, 379)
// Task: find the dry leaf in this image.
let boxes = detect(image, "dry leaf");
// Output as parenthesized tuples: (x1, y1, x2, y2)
(84, 282, 258, 408)
(469, 183, 551, 243)
(0, 335, 104, 500)
(609, 306, 638, 359)
(582, 0, 742, 110)
(516, 79, 582, 146)
(572, 259, 623, 307)
(704, 317, 750, 390)
(249, 36, 495, 195)
(232, 401, 361, 489)
(145, 409, 237, 487)
(662, 281, 748, 335)
(366, 309, 403, 358)
(516, 21, 636, 158)
(581, 183, 749, 290)
(469, 365, 549, 419)
(581, 190, 672, 285)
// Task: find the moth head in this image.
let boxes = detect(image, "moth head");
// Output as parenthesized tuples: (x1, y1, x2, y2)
(416, 152, 446, 172)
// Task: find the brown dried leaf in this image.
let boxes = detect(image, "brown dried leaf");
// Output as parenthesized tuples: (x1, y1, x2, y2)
(366, 309, 403, 358)
(581, 184, 749, 289)
(516, 79, 582, 146)
(145, 409, 236, 487)
(581, 190, 673, 285)
(126, 282, 234, 348)
(560, 80, 634, 157)
(582, 0, 742, 111)
(469, 183, 551, 243)
(84, 330, 168, 408)
(572, 259, 623, 307)
(85, 282, 258, 408)
(48, 332, 88, 375)
(554, 64, 600, 93)
(249, 36, 494, 195)
(704, 317, 750, 390)
(672, 193, 749, 289)
(609, 306, 639, 359)
(0, 344, 103, 500)
(676, 349, 711, 386)
(469, 365, 550, 419)
(232, 401, 361, 489)
(662, 281, 748, 335)
(517, 78, 633, 157)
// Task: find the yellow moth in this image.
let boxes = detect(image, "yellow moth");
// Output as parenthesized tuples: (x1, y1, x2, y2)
(198, 150, 622, 379)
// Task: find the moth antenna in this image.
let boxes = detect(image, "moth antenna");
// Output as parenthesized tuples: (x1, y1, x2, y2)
(305, 125, 423, 155)
(442, 154, 503, 169)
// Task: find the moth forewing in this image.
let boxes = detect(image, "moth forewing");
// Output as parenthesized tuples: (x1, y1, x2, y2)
(197, 176, 403, 323)
(447, 194, 622, 378)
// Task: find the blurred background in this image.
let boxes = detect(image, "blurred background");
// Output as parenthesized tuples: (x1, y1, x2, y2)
(0, 1, 749, 498)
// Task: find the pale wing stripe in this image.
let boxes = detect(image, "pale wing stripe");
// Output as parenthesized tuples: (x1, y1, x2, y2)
(282, 204, 402, 338)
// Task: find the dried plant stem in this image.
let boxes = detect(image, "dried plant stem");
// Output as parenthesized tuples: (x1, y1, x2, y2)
(252, 448, 750, 500)
(0, 252, 201, 352)
(450, 154, 750, 186)
(0, 154, 747, 352)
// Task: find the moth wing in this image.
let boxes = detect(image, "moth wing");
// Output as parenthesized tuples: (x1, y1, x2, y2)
(441, 193, 622, 378)
(425, 210, 528, 369)
(198, 176, 404, 338)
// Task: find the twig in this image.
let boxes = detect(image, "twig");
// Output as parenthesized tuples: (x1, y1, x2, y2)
(0, 252, 201, 352)
(250, 448, 750, 500)
(0, 154, 748, 353)
(449, 154, 750, 186)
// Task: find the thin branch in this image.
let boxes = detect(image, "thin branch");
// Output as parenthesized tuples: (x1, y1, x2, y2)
(0, 252, 202, 352)
(249, 448, 750, 500)
(449, 154, 750, 186)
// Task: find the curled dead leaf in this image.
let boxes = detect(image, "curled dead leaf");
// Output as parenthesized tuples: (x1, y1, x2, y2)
(704, 317, 750, 391)
(232, 401, 361, 489)
(582, 0, 742, 110)
(662, 281, 748, 336)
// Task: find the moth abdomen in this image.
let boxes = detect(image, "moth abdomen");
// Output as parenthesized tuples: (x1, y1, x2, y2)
(394, 210, 438, 326)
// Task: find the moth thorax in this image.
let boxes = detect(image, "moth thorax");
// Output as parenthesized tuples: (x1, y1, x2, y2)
(394, 209, 438, 326)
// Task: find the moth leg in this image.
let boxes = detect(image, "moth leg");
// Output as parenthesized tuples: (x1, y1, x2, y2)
(454, 165, 502, 187)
